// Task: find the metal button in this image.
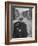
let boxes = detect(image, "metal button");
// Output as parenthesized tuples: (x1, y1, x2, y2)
(19, 29, 21, 32)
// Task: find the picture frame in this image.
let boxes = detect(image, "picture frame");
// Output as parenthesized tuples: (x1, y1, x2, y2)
(5, 1, 37, 45)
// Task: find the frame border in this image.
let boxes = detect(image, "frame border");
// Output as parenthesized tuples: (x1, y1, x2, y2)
(5, 1, 37, 45)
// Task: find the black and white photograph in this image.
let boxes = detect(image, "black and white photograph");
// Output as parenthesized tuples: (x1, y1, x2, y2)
(11, 6, 32, 38)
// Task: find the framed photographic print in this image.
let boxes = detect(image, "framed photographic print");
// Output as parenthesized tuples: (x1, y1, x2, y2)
(5, 1, 37, 45)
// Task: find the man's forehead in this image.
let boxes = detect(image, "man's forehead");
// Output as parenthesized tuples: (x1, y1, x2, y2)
(15, 8, 29, 13)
